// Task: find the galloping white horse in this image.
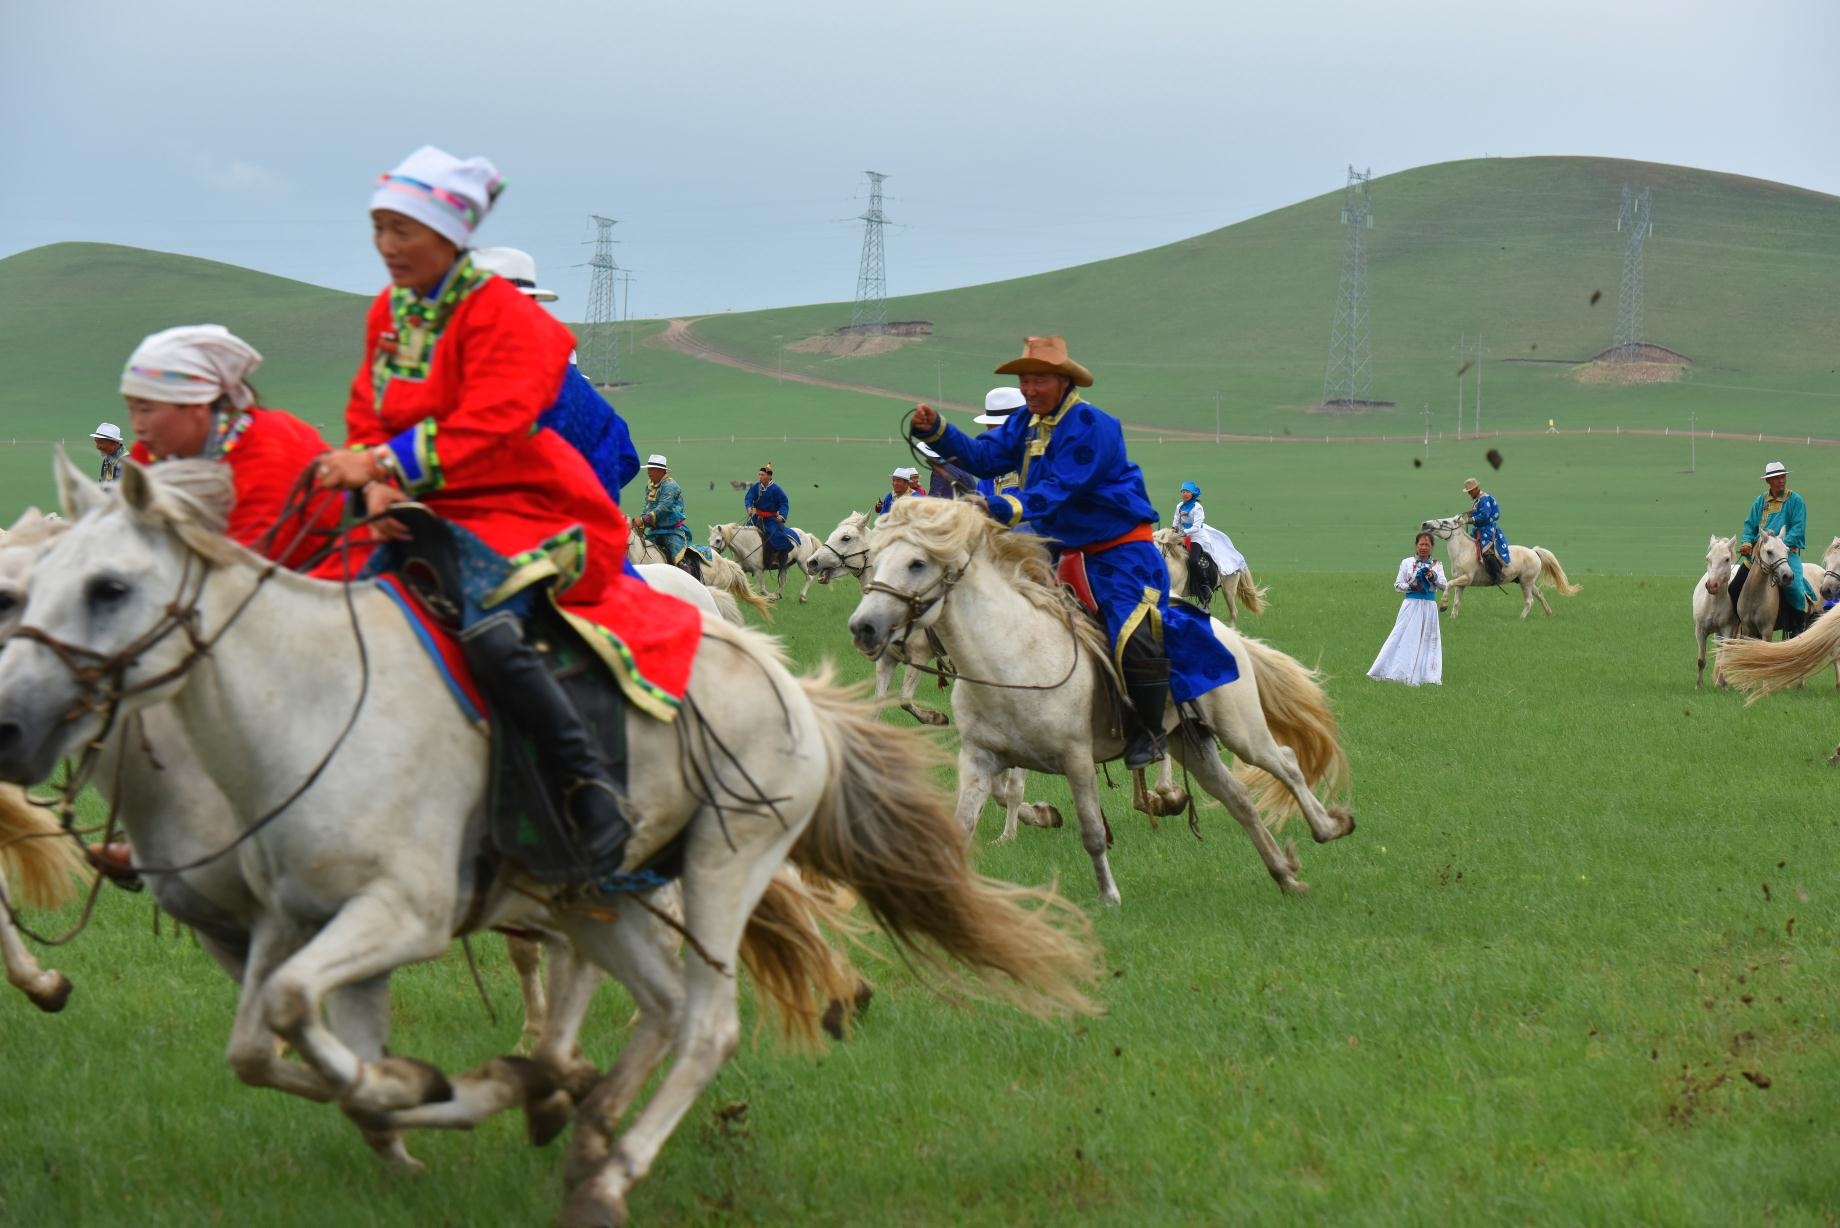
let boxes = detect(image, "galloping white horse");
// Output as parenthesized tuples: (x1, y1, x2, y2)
(1418, 515, 1581, 619)
(0, 458, 1099, 1227)
(849, 498, 1354, 905)
(708, 522, 822, 603)
(813, 512, 1061, 832)
(1152, 527, 1267, 629)
(628, 535, 773, 623)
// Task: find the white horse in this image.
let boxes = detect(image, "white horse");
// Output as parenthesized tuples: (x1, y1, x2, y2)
(708, 522, 823, 603)
(628, 536, 773, 623)
(1152, 527, 1267, 629)
(1418, 515, 1581, 618)
(849, 498, 1354, 905)
(812, 512, 1062, 832)
(1820, 537, 1840, 604)
(1694, 535, 1741, 689)
(0, 457, 1099, 1227)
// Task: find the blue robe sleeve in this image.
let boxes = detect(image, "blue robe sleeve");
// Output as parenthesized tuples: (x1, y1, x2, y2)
(914, 414, 1029, 481)
(1471, 495, 1499, 529)
(1784, 493, 1807, 551)
(999, 408, 1124, 531)
(1742, 495, 1764, 545)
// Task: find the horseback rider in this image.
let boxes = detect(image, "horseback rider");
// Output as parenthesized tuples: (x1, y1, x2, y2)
(875, 466, 923, 516)
(1732, 460, 1815, 637)
(1461, 478, 1511, 584)
(316, 145, 702, 892)
(637, 454, 696, 575)
(972, 389, 1025, 502)
(909, 335, 1239, 769)
(121, 325, 352, 574)
(470, 246, 639, 507)
(90, 422, 128, 486)
(1172, 481, 1245, 607)
(745, 463, 796, 572)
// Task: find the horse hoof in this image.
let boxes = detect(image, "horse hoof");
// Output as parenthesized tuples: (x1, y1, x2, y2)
(993, 831, 1017, 845)
(1158, 787, 1190, 812)
(30, 972, 72, 1013)
(917, 708, 950, 727)
(527, 1089, 575, 1148)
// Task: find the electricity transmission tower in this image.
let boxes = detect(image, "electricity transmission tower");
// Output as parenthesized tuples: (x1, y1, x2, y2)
(851, 171, 889, 333)
(1321, 166, 1374, 407)
(582, 215, 620, 385)
(1612, 185, 1653, 360)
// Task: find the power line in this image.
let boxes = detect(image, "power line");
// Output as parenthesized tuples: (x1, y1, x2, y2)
(851, 171, 889, 333)
(1321, 165, 1375, 408)
(582, 215, 620, 385)
(1612, 185, 1653, 359)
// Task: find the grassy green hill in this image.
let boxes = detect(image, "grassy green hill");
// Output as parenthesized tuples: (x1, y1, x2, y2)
(692, 156, 1840, 438)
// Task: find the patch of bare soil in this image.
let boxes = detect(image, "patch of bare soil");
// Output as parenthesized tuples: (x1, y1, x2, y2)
(1575, 343, 1693, 385)
(1308, 399, 1397, 416)
(787, 332, 918, 358)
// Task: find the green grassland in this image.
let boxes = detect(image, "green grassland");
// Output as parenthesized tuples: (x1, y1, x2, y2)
(1, 155, 1837, 1224)
(2, 567, 1838, 1226)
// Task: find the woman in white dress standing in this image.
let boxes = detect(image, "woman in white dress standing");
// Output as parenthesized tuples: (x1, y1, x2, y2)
(1172, 481, 1247, 605)
(1369, 531, 1447, 686)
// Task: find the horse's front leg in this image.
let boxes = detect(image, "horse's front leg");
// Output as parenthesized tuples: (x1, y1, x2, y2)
(261, 888, 455, 1118)
(797, 563, 817, 604)
(0, 876, 71, 1012)
(506, 933, 547, 1055)
(1696, 623, 1710, 689)
(896, 642, 948, 727)
(955, 744, 1002, 840)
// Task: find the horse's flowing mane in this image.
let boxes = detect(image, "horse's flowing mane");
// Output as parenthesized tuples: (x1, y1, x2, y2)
(127, 460, 251, 569)
(875, 499, 1111, 664)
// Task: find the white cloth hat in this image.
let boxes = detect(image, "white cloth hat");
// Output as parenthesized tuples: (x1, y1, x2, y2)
(645, 454, 669, 469)
(890, 466, 911, 479)
(119, 325, 263, 409)
(1762, 461, 1788, 479)
(90, 422, 123, 443)
(370, 145, 505, 249)
(471, 246, 558, 302)
(976, 386, 1026, 425)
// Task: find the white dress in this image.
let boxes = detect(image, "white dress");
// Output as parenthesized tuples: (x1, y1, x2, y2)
(1172, 500, 1247, 576)
(1368, 557, 1446, 686)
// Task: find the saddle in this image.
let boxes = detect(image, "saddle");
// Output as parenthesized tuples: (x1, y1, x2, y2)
(388, 505, 633, 884)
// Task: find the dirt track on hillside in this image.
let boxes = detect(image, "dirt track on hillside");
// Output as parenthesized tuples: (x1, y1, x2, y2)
(652, 318, 978, 413)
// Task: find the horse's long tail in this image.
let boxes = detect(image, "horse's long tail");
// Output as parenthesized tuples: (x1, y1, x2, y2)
(708, 588, 744, 627)
(1535, 547, 1582, 597)
(720, 570, 775, 621)
(794, 667, 1101, 1017)
(1234, 568, 1268, 615)
(1717, 604, 1840, 701)
(736, 868, 873, 1047)
(0, 784, 91, 911)
(1230, 638, 1352, 822)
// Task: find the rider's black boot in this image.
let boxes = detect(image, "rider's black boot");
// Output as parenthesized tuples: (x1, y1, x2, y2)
(462, 613, 630, 881)
(1120, 628, 1171, 770)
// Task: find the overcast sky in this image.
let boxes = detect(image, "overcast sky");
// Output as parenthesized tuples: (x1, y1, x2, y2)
(3, 0, 1835, 319)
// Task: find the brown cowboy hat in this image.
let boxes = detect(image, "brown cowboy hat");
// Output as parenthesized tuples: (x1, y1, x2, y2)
(993, 335, 1094, 387)
(1462, 477, 1481, 494)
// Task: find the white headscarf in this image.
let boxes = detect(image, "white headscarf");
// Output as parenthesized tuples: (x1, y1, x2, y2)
(119, 325, 263, 409)
(370, 145, 505, 249)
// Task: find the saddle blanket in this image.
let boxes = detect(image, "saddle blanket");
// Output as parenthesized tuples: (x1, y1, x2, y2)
(375, 573, 486, 725)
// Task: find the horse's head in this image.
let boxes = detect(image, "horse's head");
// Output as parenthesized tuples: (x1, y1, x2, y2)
(0, 456, 236, 784)
(814, 512, 871, 585)
(847, 498, 984, 659)
(0, 509, 72, 638)
(707, 524, 730, 554)
(1704, 534, 1735, 594)
(1822, 536, 1840, 601)
(1755, 529, 1794, 587)
(1419, 516, 1462, 540)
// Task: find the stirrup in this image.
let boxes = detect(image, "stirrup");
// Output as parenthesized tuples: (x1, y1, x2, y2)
(1124, 731, 1167, 771)
(588, 866, 673, 897)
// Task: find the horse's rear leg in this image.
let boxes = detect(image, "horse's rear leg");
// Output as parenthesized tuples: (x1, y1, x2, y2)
(507, 934, 547, 1055)
(0, 877, 71, 1012)
(560, 837, 788, 1227)
(1170, 738, 1307, 894)
(797, 566, 818, 604)
(1527, 576, 1552, 618)
(1066, 767, 1121, 905)
(1205, 691, 1351, 845)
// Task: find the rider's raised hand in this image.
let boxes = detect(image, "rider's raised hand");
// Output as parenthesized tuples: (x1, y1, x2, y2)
(911, 403, 938, 434)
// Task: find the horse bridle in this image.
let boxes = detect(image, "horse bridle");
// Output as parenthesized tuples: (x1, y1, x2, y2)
(860, 537, 1085, 693)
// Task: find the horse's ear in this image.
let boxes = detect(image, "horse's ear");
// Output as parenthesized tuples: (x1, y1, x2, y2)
(53, 450, 104, 520)
(115, 460, 157, 517)
(6, 507, 42, 535)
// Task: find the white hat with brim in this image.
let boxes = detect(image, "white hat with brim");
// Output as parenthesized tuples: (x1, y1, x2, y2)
(471, 246, 558, 302)
(90, 422, 123, 443)
(976, 386, 1026, 425)
(1762, 461, 1788, 480)
(645, 454, 668, 469)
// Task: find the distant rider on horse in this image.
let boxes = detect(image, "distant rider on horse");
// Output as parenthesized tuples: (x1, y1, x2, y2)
(1462, 477, 1510, 583)
(909, 335, 1239, 769)
(1732, 460, 1815, 637)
